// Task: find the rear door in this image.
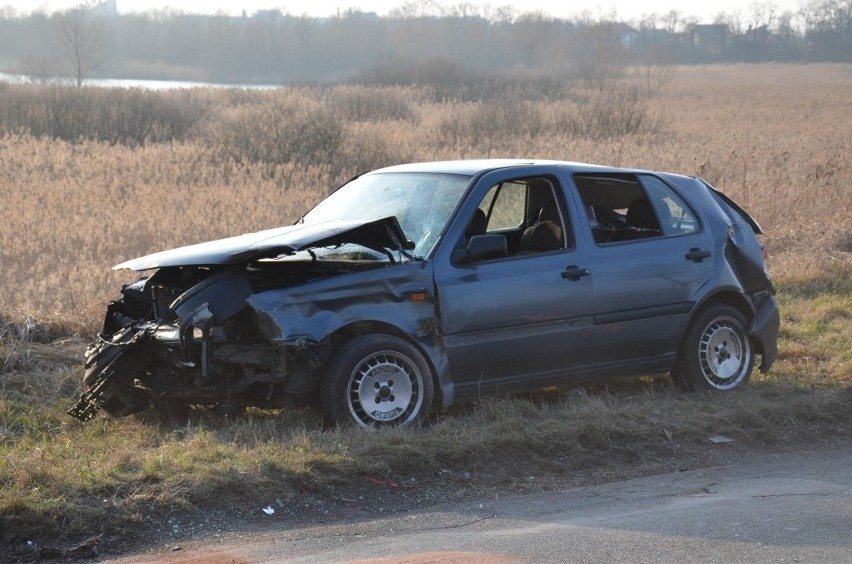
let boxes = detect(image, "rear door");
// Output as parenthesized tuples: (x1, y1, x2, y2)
(568, 173, 715, 361)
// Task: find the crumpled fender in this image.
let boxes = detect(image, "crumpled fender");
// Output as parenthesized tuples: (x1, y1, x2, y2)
(171, 268, 254, 324)
(723, 222, 775, 295)
(749, 294, 780, 372)
(246, 260, 455, 407)
(693, 216, 779, 373)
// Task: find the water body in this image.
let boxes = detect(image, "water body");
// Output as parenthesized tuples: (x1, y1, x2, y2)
(0, 72, 279, 90)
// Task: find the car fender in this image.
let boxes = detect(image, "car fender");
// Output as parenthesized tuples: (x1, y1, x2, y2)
(246, 260, 456, 407)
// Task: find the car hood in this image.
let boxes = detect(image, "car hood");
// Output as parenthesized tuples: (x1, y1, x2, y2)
(113, 217, 413, 271)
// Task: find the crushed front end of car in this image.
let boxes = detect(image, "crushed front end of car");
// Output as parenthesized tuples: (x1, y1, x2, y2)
(70, 268, 263, 421)
(68, 216, 424, 422)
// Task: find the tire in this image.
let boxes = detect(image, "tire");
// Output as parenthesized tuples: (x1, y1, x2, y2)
(673, 304, 754, 391)
(321, 334, 434, 428)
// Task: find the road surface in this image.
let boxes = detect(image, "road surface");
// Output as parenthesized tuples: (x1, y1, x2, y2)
(110, 443, 852, 563)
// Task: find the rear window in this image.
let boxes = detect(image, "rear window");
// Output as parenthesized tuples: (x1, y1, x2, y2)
(638, 175, 700, 236)
(704, 181, 763, 234)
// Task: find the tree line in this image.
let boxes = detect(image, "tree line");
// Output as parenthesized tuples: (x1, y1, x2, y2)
(0, 0, 849, 86)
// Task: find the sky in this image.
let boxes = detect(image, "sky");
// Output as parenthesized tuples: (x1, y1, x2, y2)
(9, 1, 805, 25)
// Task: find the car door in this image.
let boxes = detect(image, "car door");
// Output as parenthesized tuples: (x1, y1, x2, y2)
(568, 172, 715, 362)
(432, 169, 598, 396)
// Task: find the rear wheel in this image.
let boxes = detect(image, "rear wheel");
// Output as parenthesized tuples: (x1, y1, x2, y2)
(321, 334, 434, 428)
(674, 304, 754, 391)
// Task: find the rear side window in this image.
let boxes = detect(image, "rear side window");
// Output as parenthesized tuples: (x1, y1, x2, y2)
(638, 175, 700, 236)
(573, 174, 660, 244)
(573, 173, 700, 244)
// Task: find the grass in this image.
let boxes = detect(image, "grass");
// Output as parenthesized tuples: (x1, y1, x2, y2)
(1, 63, 851, 557)
(1, 266, 850, 556)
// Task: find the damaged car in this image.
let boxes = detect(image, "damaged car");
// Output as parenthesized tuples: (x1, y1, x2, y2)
(70, 160, 780, 428)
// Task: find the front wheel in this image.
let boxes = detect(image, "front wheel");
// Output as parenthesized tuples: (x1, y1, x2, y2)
(321, 334, 434, 428)
(673, 304, 754, 391)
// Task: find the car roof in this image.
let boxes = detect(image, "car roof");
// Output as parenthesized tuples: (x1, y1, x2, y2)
(370, 159, 654, 177)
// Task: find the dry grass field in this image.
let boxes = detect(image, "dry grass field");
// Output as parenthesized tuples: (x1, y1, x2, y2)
(1, 63, 850, 321)
(1, 63, 851, 557)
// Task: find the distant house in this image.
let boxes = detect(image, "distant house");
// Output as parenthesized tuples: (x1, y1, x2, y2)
(690, 24, 729, 56)
(613, 21, 639, 48)
(743, 24, 778, 46)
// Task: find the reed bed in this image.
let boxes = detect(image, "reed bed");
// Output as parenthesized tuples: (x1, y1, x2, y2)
(1, 64, 850, 322)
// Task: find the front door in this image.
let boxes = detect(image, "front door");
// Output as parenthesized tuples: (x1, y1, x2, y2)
(433, 170, 598, 396)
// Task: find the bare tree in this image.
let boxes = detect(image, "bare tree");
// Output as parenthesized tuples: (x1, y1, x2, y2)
(801, 0, 852, 35)
(662, 9, 682, 34)
(748, 1, 777, 30)
(389, 0, 444, 18)
(716, 9, 745, 35)
(447, 3, 481, 18)
(637, 47, 674, 96)
(800, 0, 852, 60)
(491, 5, 517, 24)
(54, 2, 106, 87)
(573, 21, 629, 91)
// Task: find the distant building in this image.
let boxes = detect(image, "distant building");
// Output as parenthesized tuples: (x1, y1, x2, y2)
(611, 21, 639, 48)
(690, 24, 729, 56)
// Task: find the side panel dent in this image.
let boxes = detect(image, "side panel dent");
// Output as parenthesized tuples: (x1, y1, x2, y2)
(247, 262, 436, 342)
(246, 261, 454, 406)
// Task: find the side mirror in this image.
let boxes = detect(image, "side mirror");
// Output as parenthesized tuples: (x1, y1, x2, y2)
(453, 234, 507, 265)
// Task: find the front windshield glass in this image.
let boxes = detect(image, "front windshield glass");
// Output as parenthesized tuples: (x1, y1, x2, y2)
(302, 172, 471, 260)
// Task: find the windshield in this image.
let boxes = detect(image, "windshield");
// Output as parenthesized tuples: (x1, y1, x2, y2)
(302, 172, 471, 259)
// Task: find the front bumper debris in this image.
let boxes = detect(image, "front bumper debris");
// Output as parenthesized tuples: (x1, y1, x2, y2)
(68, 338, 147, 422)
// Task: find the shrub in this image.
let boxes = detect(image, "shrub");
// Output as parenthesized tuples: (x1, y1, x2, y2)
(0, 85, 209, 145)
(336, 121, 415, 177)
(564, 87, 662, 140)
(438, 100, 544, 146)
(205, 92, 342, 170)
(349, 57, 470, 102)
(327, 86, 416, 122)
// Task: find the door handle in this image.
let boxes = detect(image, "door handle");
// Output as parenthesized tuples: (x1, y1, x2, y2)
(562, 265, 591, 281)
(685, 247, 711, 262)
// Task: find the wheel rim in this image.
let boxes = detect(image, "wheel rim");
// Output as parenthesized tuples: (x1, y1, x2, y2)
(698, 316, 752, 390)
(347, 349, 424, 427)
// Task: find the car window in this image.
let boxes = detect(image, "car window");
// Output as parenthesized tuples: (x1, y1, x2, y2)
(574, 174, 667, 244)
(303, 172, 470, 259)
(639, 175, 700, 236)
(460, 176, 568, 261)
(481, 181, 526, 231)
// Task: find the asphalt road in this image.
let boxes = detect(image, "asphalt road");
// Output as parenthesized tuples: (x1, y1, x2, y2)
(112, 443, 851, 563)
